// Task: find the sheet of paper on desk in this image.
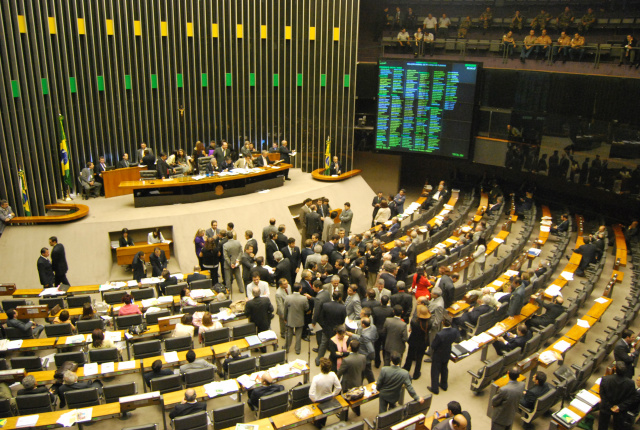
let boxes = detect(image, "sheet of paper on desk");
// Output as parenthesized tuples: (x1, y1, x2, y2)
(66, 335, 86, 345)
(595, 297, 609, 304)
(83, 363, 99, 376)
(76, 408, 93, 422)
(570, 398, 591, 414)
(127, 280, 139, 287)
(258, 330, 277, 341)
(505, 270, 519, 277)
(561, 271, 574, 281)
(157, 296, 174, 303)
(40, 287, 64, 296)
(545, 285, 562, 297)
(459, 340, 479, 352)
(553, 339, 572, 353)
(492, 280, 503, 287)
(245, 335, 261, 346)
(164, 351, 179, 363)
(576, 389, 600, 406)
(141, 299, 157, 308)
(577, 319, 591, 328)
(16, 415, 39, 428)
(7, 340, 23, 350)
(539, 351, 558, 365)
(474, 332, 493, 344)
(540, 226, 551, 232)
(237, 374, 257, 389)
(106, 331, 122, 342)
(445, 238, 457, 244)
(118, 360, 137, 371)
(541, 220, 552, 226)
(493, 238, 504, 243)
(488, 326, 504, 337)
(56, 410, 76, 427)
(101, 362, 115, 374)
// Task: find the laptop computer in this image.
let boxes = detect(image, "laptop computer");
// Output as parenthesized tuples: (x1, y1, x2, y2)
(317, 398, 342, 413)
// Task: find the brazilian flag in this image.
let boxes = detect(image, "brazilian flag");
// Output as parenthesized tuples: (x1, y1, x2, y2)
(58, 114, 72, 189)
(324, 136, 331, 175)
(18, 169, 31, 216)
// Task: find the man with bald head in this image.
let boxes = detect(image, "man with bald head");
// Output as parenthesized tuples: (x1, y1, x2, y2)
(527, 293, 564, 329)
(245, 284, 274, 352)
(433, 414, 468, 430)
(248, 369, 285, 410)
(169, 388, 206, 419)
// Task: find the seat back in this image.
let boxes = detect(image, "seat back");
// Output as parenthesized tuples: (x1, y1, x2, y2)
(173, 410, 208, 430)
(39, 297, 65, 310)
(133, 340, 162, 359)
(54, 351, 86, 367)
(289, 383, 311, 409)
(376, 406, 405, 430)
(122, 425, 157, 430)
(16, 392, 54, 415)
(164, 336, 193, 352)
(132, 288, 156, 301)
(145, 310, 171, 325)
(190, 279, 212, 290)
(65, 387, 101, 409)
(232, 323, 256, 340)
(4, 326, 33, 340)
(212, 403, 244, 430)
(182, 304, 207, 315)
(575, 360, 595, 389)
(103, 291, 126, 305)
(228, 357, 256, 379)
(77, 318, 104, 334)
(0, 398, 13, 418)
(538, 325, 555, 346)
(471, 356, 504, 392)
(2, 299, 26, 311)
(104, 381, 137, 404)
(89, 347, 119, 364)
(552, 312, 569, 336)
(209, 300, 232, 314)
(67, 295, 92, 308)
(116, 313, 143, 330)
(502, 347, 522, 369)
(10, 356, 43, 372)
(404, 395, 432, 418)
(324, 423, 364, 430)
(150, 374, 183, 394)
(522, 333, 541, 358)
(166, 283, 185, 297)
(259, 350, 286, 370)
(183, 367, 216, 388)
(257, 390, 289, 419)
(44, 323, 73, 337)
(471, 309, 496, 335)
(203, 327, 230, 346)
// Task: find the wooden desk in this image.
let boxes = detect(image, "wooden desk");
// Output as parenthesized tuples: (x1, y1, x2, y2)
(271, 396, 350, 430)
(211, 338, 278, 370)
(5, 338, 58, 353)
(12, 289, 46, 298)
(6, 203, 89, 224)
(585, 297, 612, 321)
(485, 230, 509, 257)
(141, 346, 214, 371)
(32, 360, 139, 385)
(613, 224, 628, 267)
(5, 402, 122, 429)
(473, 193, 489, 223)
(116, 241, 171, 266)
(311, 168, 362, 181)
(102, 166, 146, 198)
(538, 206, 552, 245)
(223, 418, 274, 430)
(416, 236, 459, 265)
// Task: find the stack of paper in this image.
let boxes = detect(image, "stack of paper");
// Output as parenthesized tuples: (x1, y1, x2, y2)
(505, 270, 519, 277)
(245, 335, 261, 346)
(237, 374, 258, 390)
(83, 363, 99, 376)
(118, 360, 137, 371)
(553, 339, 572, 353)
(258, 330, 277, 341)
(269, 364, 295, 378)
(157, 296, 174, 304)
(539, 351, 559, 365)
(190, 289, 214, 299)
(458, 339, 479, 352)
(555, 407, 581, 425)
(66, 335, 86, 345)
(40, 287, 64, 296)
(576, 389, 600, 406)
(16, 415, 39, 428)
(164, 351, 179, 363)
(540, 226, 551, 232)
(488, 325, 505, 337)
(106, 331, 122, 342)
(141, 298, 158, 308)
(204, 380, 238, 398)
(473, 332, 493, 345)
(545, 285, 562, 297)
(569, 398, 591, 413)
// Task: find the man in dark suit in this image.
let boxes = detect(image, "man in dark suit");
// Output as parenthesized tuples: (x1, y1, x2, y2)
(156, 152, 174, 179)
(527, 294, 564, 329)
(338, 339, 366, 418)
(48, 237, 69, 286)
(301, 240, 314, 268)
(390, 282, 413, 322)
(247, 373, 285, 411)
(137, 142, 153, 162)
(311, 282, 331, 353)
(372, 296, 394, 368)
(37, 247, 55, 288)
(169, 389, 207, 419)
(599, 362, 637, 430)
(570, 237, 598, 276)
(149, 247, 168, 277)
(255, 150, 272, 167)
(253, 257, 273, 284)
(262, 218, 278, 243)
(493, 323, 530, 356)
(80, 161, 102, 197)
(275, 225, 288, 250)
(273, 251, 293, 285)
(349, 258, 368, 299)
(550, 214, 569, 235)
(361, 289, 380, 311)
(316, 291, 346, 366)
(265, 233, 280, 268)
(186, 266, 207, 284)
(491, 367, 525, 430)
(305, 205, 322, 240)
(213, 141, 229, 166)
(245, 230, 258, 256)
(520, 371, 551, 410)
(429, 318, 460, 394)
(329, 156, 342, 176)
(141, 149, 156, 171)
(396, 251, 412, 282)
(278, 140, 291, 180)
(614, 329, 638, 378)
(452, 294, 493, 336)
(382, 305, 408, 366)
(404, 237, 417, 272)
(158, 269, 178, 295)
(371, 191, 384, 227)
(323, 235, 338, 256)
(507, 279, 526, 317)
(94, 155, 107, 195)
(117, 153, 130, 169)
(245, 285, 274, 353)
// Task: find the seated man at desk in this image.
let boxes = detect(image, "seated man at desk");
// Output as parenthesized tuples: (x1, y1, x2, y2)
(187, 266, 207, 284)
(58, 370, 103, 408)
(222, 345, 244, 376)
(255, 150, 273, 167)
(550, 214, 569, 235)
(169, 388, 206, 419)
(17, 374, 55, 402)
(205, 157, 220, 174)
(141, 149, 156, 171)
(452, 295, 493, 337)
(6, 308, 44, 338)
(119, 228, 135, 247)
(156, 152, 175, 179)
(144, 359, 174, 388)
(520, 371, 551, 410)
(247, 372, 285, 411)
(220, 156, 235, 171)
(493, 323, 530, 356)
(158, 269, 178, 295)
(150, 247, 168, 277)
(80, 161, 102, 197)
(526, 293, 564, 329)
(117, 153, 130, 169)
(180, 349, 216, 373)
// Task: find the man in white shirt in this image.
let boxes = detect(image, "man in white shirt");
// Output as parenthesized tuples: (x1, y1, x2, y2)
(414, 28, 424, 57)
(397, 28, 411, 53)
(438, 14, 451, 38)
(424, 31, 435, 56)
(423, 13, 438, 37)
(246, 273, 269, 299)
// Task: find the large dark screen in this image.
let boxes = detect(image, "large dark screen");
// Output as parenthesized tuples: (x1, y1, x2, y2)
(375, 60, 480, 159)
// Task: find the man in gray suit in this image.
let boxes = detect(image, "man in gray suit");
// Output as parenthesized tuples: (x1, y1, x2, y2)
(311, 281, 331, 352)
(345, 285, 362, 321)
(305, 245, 323, 270)
(284, 283, 309, 355)
(275, 279, 291, 339)
(80, 162, 101, 197)
(300, 198, 313, 240)
(213, 141, 229, 166)
(179, 349, 216, 373)
(491, 367, 525, 430)
(340, 202, 354, 234)
(338, 339, 366, 419)
(262, 218, 278, 243)
(382, 305, 408, 366)
(323, 275, 344, 301)
(223, 232, 244, 294)
(377, 352, 423, 413)
(205, 220, 219, 240)
(374, 279, 391, 302)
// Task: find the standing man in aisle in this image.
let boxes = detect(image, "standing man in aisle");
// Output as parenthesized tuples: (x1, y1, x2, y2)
(491, 367, 525, 430)
(223, 232, 244, 295)
(377, 352, 424, 413)
(37, 247, 56, 288)
(279, 140, 292, 180)
(49, 237, 69, 286)
(213, 141, 229, 167)
(284, 283, 309, 355)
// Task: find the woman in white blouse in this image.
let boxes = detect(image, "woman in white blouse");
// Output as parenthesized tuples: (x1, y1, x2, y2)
(173, 314, 195, 338)
(374, 200, 391, 225)
(309, 357, 342, 428)
(470, 237, 486, 279)
(148, 227, 164, 244)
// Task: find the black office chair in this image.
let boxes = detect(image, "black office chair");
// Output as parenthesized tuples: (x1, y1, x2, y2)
(0, 399, 14, 418)
(212, 403, 244, 430)
(133, 340, 162, 359)
(227, 357, 256, 379)
(16, 392, 55, 415)
(132, 288, 156, 301)
(289, 383, 311, 409)
(67, 295, 92, 308)
(64, 387, 102, 409)
(256, 390, 288, 419)
(44, 323, 73, 337)
(4, 327, 33, 340)
(324, 423, 365, 430)
(364, 406, 405, 430)
(54, 351, 86, 367)
(404, 396, 432, 418)
(183, 367, 216, 388)
(203, 327, 230, 347)
(39, 297, 65, 310)
(116, 314, 143, 330)
(89, 347, 120, 364)
(0, 359, 7, 371)
(150, 374, 182, 394)
(10, 356, 43, 372)
(190, 279, 212, 290)
(146, 310, 171, 325)
(140, 170, 158, 180)
(104, 381, 137, 404)
(76, 319, 104, 334)
(182, 304, 207, 315)
(2, 299, 26, 311)
(232, 323, 256, 340)
(173, 411, 208, 430)
(122, 425, 157, 430)
(209, 300, 232, 314)
(103, 290, 127, 305)
(166, 283, 185, 297)
(164, 336, 193, 352)
(259, 350, 286, 370)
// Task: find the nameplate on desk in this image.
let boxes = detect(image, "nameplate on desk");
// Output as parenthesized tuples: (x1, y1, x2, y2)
(0, 284, 16, 295)
(120, 391, 162, 412)
(0, 368, 26, 382)
(16, 305, 49, 319)
(158, 314, 183, 332)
